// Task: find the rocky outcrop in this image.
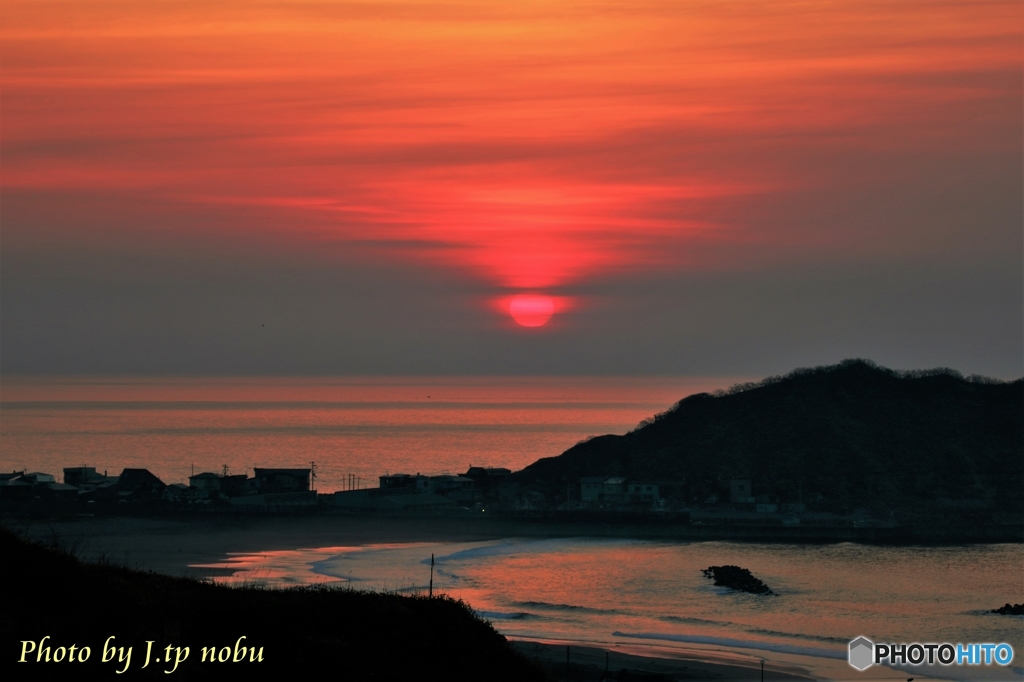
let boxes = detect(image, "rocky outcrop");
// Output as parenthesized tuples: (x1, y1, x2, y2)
(992, 603, 1024, 615)
(702, 565, 773, 595)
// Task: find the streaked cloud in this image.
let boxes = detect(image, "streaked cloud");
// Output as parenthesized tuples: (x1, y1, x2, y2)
(0, 1, 1019, 371)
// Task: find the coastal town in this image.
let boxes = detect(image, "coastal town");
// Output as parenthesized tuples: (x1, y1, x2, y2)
(0, 463, 787, 512)
(0, 463, 882, 533)
(8, 456, 1024, 540)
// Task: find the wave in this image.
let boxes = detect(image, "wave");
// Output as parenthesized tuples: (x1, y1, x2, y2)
(475, 610, 535, 621)
(426, 538, 620, 564)
(612, 631, 845, 660)
(659, 615, 734, 627)
(514, 600, 621, 615)
(656, 617, 845, 645)
(423, 541, 525, 564)
(743, 627, 848, 645)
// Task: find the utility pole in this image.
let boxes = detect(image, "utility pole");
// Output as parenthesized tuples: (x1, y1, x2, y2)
(429, 553, 434, 597)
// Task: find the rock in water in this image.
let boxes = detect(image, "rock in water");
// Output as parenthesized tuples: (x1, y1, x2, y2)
(992, 603, 1024, 615)
(702, 565, 773, 595)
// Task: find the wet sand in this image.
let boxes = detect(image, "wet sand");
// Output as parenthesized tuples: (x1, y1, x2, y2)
(512, 640, 812, 680)
(6, 515, 949, 681)
(6, 515, 517, 577)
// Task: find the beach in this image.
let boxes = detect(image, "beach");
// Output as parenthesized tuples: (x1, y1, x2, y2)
(9, 516, 997, 681)
(10, 515, 513, 577)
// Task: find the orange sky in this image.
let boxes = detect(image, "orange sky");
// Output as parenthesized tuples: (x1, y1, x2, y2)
(4, 0, 1019, 293)
(0, 1, 1020, 375)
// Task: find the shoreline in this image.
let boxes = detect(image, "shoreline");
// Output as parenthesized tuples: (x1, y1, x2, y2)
(6, 515, 992, 682)
(510, 639, 813, 680)
(7, 515, 1022, 578)
(509, 639, 951, 682)
(5, 512, 1021, 558)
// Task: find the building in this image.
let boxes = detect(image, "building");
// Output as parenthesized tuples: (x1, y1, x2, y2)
(253, 468, 311, 493)
(580, 477, 658, 505)
(163, 483, 190, 501)
(463, 467, 511, 494)
(428, 475, 473, 494)
(730, 479, 754, 504)
(63, 467, 116, 487)
(379, 473, 430, 493)
(117, 469, 166, 498)
(219, 474, 249, 497)
(580, 477, 606, 503)
(627, 482, 659, 503)
(189, 472, 222, 497)
(602, 477, 627, 503)
(0, 471, 32, 501)
(21, 472, 56, 485)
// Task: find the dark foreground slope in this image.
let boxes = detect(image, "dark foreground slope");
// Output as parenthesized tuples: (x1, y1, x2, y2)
(518, 360, 1022, 521)
(0, 529, 548, 681)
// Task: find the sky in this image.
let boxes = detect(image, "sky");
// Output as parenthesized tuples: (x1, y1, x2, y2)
(1, 0, 1021, 378)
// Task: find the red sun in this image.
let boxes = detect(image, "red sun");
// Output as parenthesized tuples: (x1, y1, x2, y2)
(508, 295, 555, 327)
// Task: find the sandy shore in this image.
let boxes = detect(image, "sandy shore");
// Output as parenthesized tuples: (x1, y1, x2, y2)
(511, 640, 812, 680)
(6, 515, 951, 681)
(6, 515, 518, 576)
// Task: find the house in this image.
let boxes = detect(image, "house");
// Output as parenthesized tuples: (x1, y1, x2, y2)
(21, 472, 56, 485)
(429, 475, 477, 501)
(117, 469, 167, 498)
(602, 477, 627, 503)
(0, 472, 32, 501)
(627, 482, 659, 503)
(379, 473, 430, 493)
(464, 466, 511, 479)
(219, 474, 249, 497)
(38, 483, 78, 502)
(163, 483, 190, 501)
(463, 467, 511, 496)
(253, 468, 310, 493)
(189, 472, 222, 497)
(729, 479, 754, 504)
(63, 467, 117, 487)
(580, 477, 606, 503)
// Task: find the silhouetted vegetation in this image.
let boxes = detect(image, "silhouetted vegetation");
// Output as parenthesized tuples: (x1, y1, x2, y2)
(1, 528, 549, 680)
(517, 360, 1022, 528)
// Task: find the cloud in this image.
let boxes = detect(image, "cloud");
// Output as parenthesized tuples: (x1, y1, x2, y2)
(0, 0, 1020, 373)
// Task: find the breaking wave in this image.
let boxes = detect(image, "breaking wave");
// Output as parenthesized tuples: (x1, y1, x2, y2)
(612, 631, 845, 660)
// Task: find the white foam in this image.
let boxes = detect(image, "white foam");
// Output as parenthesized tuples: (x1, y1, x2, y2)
(612, 631, 846, 660)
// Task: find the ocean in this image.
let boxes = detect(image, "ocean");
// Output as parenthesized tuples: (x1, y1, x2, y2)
(195, 538, 1024, 681)
(0, 375, 732, 491)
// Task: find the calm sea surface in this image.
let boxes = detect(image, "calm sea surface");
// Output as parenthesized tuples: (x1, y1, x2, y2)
(0, 376, 732, 491)
(198, 539, 1024, 681)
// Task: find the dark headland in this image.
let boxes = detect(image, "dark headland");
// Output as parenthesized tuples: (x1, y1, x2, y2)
(512, 359, 1023, 542)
